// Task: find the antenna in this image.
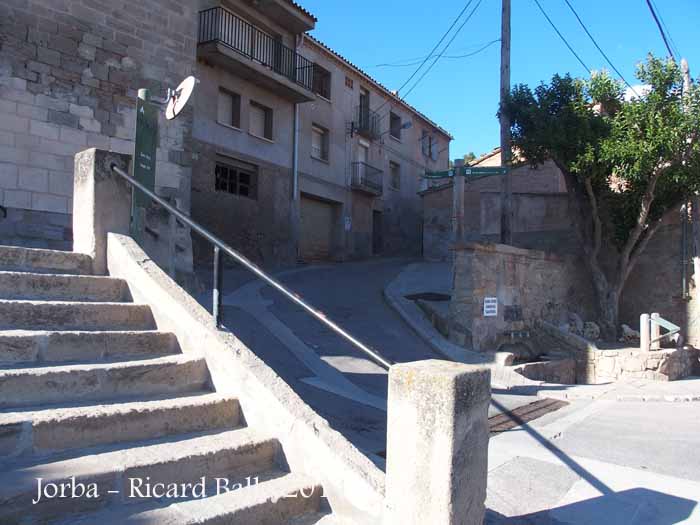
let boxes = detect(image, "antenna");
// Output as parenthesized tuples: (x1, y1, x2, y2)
(165, 76, 197, 120)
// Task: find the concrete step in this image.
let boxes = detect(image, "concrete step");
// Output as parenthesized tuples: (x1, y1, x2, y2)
(289, 512, 340, 524)
(96, 472, 323, 525)
(0, 330, 178, 366)
(0, 271, 130, 302)
(0, 393, 240, 457)
(0, 245, 92, 275)
(0, 428, 281, 524)
(0, 300, 155, 331)
(0, 355, 210, 409)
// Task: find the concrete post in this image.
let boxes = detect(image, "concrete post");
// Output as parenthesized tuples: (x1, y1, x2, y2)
(384, 360, 490, 525)
(640, 313, 651, 352)
(73, 149, 132, 275)
(452, 159, 465, 246)
(650, 312, 661, 351)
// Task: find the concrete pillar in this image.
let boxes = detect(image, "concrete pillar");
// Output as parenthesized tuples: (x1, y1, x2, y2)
(384, 360, 490, 525)
(640, 313, 650, 352)
(650, 312, 661, 351)
(73, 149, 132, 275)
(452, 159, 465, 246)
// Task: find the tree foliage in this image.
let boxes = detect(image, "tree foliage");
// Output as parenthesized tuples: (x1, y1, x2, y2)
(502, 55, 700, 338)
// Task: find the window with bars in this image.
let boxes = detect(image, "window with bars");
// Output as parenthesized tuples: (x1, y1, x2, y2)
(215, 159, 258, 200)
(249, 101, 273, 140)
(311, 124, 329, 161)
(312, 64, 331, 100)
(217, 88, 241, 129)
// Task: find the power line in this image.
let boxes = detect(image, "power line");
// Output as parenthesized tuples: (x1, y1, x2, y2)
(376, 0, 476, 111)
(562, 0, 637, 95)
(649, 0, 681, 59)
(532, 0, 591, 74)
(400, 0, 486, 102)
(645, 0, 676, 60)
(375, 39, 500, 68)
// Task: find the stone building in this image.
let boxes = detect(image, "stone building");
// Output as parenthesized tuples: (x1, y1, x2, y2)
(191, 3, 452, 266)
(0, 0, 197, 281)
(424, 146, 700, 345)
(0, 0, 451, 271)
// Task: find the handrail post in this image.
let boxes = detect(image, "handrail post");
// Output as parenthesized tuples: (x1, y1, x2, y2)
(213, 245, 223, 327)
(650, 312, 661, 351)
(640, 313, 650, 352)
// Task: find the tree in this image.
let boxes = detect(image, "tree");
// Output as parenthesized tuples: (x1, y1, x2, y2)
(502, 56, 700, 339)
(464, 152, 477, 164)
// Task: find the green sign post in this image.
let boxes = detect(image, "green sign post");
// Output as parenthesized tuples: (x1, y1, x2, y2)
(423, 166, 509, 180)
(132, 89, 158, 238)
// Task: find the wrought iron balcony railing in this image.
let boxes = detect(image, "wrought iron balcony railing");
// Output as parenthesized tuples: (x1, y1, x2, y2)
(351, 162, 383, 196)
(198, 7, 314, 92)
(354, 105, 380, 140)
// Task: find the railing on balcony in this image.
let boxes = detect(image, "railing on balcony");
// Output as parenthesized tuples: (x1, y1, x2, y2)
(198, 7, 314, 92)
(354, 105, 380, 140)
(351, 162, 383, 195)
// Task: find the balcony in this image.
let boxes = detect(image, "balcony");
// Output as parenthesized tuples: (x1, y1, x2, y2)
(351, 162, 383, 196)
(198, 7, 315, 103)
(354, 105, 380, 141)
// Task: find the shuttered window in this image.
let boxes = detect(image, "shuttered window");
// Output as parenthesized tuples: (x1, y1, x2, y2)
(217, 89, 241, 128)
(311, 124, 329, 161)
(250, 101, 273, 140)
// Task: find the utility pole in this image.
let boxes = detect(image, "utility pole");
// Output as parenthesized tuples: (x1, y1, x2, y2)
(499, 0, 512, 245)
(681, 58, 697, 300)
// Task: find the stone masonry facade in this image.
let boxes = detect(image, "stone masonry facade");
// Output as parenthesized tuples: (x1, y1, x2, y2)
(0, 0, 197, 277)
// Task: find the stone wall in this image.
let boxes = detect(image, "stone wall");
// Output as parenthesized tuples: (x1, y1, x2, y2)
(0, 0, 197, 277)
(449, 242, 595, 352)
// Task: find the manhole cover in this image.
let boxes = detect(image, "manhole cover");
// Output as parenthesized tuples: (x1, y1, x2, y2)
(489, 399, 568, 436)
(405, 292, 451, 301)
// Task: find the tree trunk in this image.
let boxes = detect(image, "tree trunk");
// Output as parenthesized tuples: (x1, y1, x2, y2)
(596, 285, 620, 341)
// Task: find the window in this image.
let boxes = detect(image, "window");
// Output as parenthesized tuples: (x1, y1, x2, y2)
(389, 161, 400, 189)
(390, 112, 402, 140)
(249, 101, 273, 140)
(345, 76, 354, 89)
(217, 89, 241, 129)
(215, 158, 258, 199)
(421, 130, 429, 157)
(311, 124, 329, 161)
(312, 64, 331, 100)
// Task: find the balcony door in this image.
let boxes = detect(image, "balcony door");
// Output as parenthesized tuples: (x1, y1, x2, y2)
(359, 88, 370, 129)
(356, 142, 369, 182)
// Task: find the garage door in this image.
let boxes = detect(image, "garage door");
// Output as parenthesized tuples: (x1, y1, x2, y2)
(300, 196, 334, 261)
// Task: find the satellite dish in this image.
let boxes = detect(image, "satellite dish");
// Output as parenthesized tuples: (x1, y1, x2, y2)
(165, 76, 197, 120)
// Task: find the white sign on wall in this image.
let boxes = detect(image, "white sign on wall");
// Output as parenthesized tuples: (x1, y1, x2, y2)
(344, 216, 352, 231)
(483, 297, 498, 317)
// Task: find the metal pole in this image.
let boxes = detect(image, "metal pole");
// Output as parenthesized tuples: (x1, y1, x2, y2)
(110, 164, 393, 370)
(640, 313, 650, 352)
(213, 245, 222, 327)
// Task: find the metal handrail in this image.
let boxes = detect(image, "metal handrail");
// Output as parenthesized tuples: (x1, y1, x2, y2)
(110, 164, 393, 370)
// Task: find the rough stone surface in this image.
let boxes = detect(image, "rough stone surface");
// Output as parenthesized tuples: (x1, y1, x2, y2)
(384, 360, 490, 525)
(0, 0, 196, 275)
(448, 242, 595, 351)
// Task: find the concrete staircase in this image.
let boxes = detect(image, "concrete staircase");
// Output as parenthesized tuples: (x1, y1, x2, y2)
(0, 246, 332, 524)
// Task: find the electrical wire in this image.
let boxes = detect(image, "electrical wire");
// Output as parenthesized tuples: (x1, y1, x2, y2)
(375, 39, 500, 68)
(378, 0, 476, 108)
(649, 0, 681, 59)
(645, 0, 677, 60)
(562, 0, 637, 95)
(532, 0, 591, 74)
(399, 0, 486, 102)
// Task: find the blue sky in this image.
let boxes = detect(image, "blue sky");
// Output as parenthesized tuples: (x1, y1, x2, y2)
(302, 0, 699, 160)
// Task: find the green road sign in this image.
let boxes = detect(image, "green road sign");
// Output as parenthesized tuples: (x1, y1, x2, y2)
(423, 169, 455, 179)
(131, 90, 158, 240)
(462, 167, 508, 176)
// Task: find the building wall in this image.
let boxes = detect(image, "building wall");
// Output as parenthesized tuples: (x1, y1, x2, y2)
(0, 0, 197, 277)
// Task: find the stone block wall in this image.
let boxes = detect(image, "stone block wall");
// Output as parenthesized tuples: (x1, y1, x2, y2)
(449, 242, 595, 351)
(0, 0, 197, 276)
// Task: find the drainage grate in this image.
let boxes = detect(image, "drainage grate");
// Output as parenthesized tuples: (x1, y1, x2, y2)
(405, 292, 451, 301)
(489, 398, 568, 436)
